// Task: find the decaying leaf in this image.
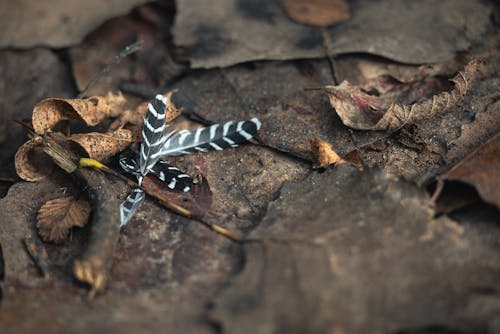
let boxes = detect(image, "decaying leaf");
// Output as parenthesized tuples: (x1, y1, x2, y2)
(310, 138, 345, 168)
(279, 0, 350, 27)
(212, 166, 500, 333)
(439, 132, 500, 208)
(37, 196, 91, 243)
(0, 0, 148, 48)
(174, 0, 492, 68)
(14, 137, 53, 182)
(326, 59, 486, 131)
(109, 90, 184, 131)
(32, 91, 126, 134)
(69, 129, 138, 161)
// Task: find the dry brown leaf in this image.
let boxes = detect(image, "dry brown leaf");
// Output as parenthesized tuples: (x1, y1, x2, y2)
(280, 0, 350, 26)
(69, 129, 138, 162)
(310, 138, 345, 168)
(108, 90, 183, 131)
(14, 137, 54, 181)
(325, 59, 486, 131)
(32, 91, 126, 134)
(0, 0, 147, 48)
(37, 196, 91, 243)
(439, 133, 500, 208)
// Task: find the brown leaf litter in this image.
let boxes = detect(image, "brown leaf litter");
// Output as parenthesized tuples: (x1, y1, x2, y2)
(37, 196, 91, 243)
(438, 132, 500, 208)
(279, 0, 350, 27)
(325, 58, 486, 131)
(0, 0, 148, 48)
(32, 91, 126, 134)
(15, 90, 181, 182)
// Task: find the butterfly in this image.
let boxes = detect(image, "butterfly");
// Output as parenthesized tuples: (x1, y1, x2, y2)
(119, 93, 261, 227)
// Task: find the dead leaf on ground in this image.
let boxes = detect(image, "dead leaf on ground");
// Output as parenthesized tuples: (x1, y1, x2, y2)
(310, 138, 345, 168)
(0, 49, 75, 181)
(14, 137, 53, 182)
(439, 132, 500, 209)
(212, 166, 500, 333)
(37, 196, 91, 243)
(325, 59, 486, 131)
(279, 0, 350, 27)
(0, 0, 148, 48)
(69, 2, 183, 96)
(69, 129, 138, 162)
(173, 0, 492, 68)
(32, 91, 126, 134)
(108, 90, 184, 131)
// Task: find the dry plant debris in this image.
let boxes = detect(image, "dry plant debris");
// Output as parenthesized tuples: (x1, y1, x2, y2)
(37, 196, 91, 243)
(310, 137, 346, 168)
(32, 91, 126, 134)
(325, 59, 486, 131)
(439, 132, 500, 208)
(0, 0, 148, 48)
(279, 0, 350, 26)
(174, 0, 492, 68)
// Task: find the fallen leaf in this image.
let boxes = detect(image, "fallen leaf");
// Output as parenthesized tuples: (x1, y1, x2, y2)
(439, 132, 500, 208)
(310, 138, 345, 168)
(32, 91, 126, 134)
(0, 0, 148, 48)
(69, 129, 138, 162)
(37, 196, 91, 243)
(173, 0, 492, 68)
(0, 49, 74, 180)
(212, 166, 500, 333)
(279, 0, 350, 27)
(69, 3, 183, 96)
(326, 59, 485, 131)
(14, 137, 53, 182)
(108, 90, 184, 131)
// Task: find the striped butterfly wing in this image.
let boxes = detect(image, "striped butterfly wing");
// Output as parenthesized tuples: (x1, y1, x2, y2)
(120, 188, 145, 227)
(160, 118, 261, 157)
(119, 150, 193, 192)
(149, 160, 193, 192)
(139, 94, 169, 176)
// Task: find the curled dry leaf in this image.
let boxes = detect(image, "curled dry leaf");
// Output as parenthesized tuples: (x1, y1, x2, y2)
(15, 137, 53, 181)
(70, 129, 138, 161)
(37, 196, 91, 243)
(325, 59, 485, 131)
(32, 91, 126, 134)
(108, 90, 183, 131)
(439, 133, 500, 208)
(310, 138, 345, 168)
(280, 0, 350, 26)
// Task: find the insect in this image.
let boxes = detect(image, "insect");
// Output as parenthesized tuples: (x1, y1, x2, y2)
(119, 94, 261, 227)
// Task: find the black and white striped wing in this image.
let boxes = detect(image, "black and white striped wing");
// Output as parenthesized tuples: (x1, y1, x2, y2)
(139, 94, 169, 176)
(149, 160, 193, 192)
(119, 150, 193, 192)
(120, 188, 145, 227)
(160, 118, 261, 157)
(119, 150, 141, 178)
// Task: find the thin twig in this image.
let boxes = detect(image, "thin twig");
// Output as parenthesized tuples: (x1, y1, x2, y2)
(321, 29, 339, 85)
(78, 40, 144, 99)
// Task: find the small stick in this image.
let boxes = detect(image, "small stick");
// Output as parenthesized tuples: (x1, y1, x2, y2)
(78, 40, 144, 98)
